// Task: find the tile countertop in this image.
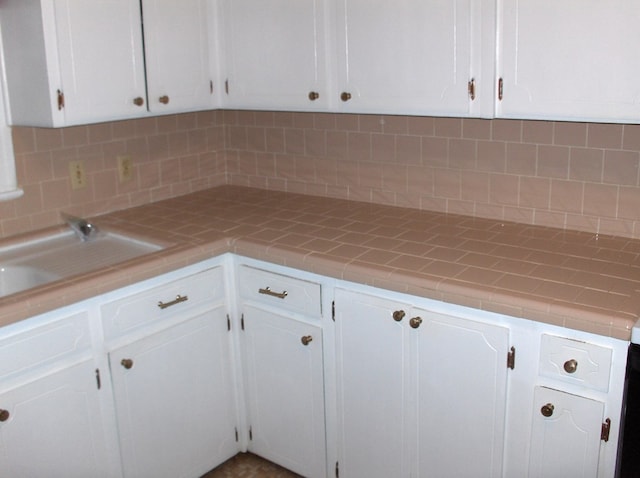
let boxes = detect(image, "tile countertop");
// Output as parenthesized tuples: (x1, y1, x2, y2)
(1, 185, 639, 340)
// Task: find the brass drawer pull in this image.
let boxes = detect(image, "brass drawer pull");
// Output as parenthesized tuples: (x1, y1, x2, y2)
(258, 287, 288, 299)
(157, 294, 189, 309)
(0, 409, 10, 422)
(563, 359, 578, 374)
(121, 358, 134, 370)
(159, 95, 170, 104)
(133, 96, 144, 107)
(409, 316, 423, 329)
(392, 310, 405, 322)
(301, 335, 313, 346)
(308, 91, 320, 101)
(541, 403, 554, 417)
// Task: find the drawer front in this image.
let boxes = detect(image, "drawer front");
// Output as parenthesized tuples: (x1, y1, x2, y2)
(539, 334, 612, 392)
(238, 266, 322, 318)
(0, 311, 91, 380)
(102, 266, 224, 340)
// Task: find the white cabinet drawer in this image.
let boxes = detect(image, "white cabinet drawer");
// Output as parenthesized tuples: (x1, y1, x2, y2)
(0, 311, 91, 380)
(102, 266, 225, 340)
(238, 266, 322, 318)
(539, 334, 612, 392)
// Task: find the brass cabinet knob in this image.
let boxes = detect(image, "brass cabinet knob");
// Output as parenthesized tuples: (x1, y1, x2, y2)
(301, 335, 313, 346)
(563, 359, 578, 374)
(0, 409, 9, 422)
(121, 358, 134, 370)
(159, 95, 170, 104)
(392, 310, 405, 322)
(340, 92, 352, 102)
(409, 316, 423, 329)
(541, 403, 555, 417)
(133, 97, 144, 107)
(308, 91, 320, 101)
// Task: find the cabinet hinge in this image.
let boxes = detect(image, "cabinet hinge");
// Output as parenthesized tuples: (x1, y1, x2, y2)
(235, 427, 239, 442)
(57, 89, 65, 110)
(227, 314, 231, 331)
(249, 426, 253, 441)
(602, 418, 611, 442)
(507, 346, 516, 370)
(498, 77, 504, 101)
(225, 79, 229, 95)
(95, 368, 101, 390)
(468, 78, 476, 101)
(241, 314, 245, 331)
(332, 301, 335, 322)
(335, 461, 339, 478)
(210, 80, 214, 94)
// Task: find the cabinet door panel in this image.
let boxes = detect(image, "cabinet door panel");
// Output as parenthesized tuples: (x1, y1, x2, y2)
(416, 312, 509, 477)
(223, 0, 329, 110)
(335, 0, 477, 115)
(110, 308, 237, 478)
(529, 386, 603, 478)
(498, 0, 640, 122)
(142, 0, 215, 113)
(243, 305, 326, 478)
(55, 0, 147, 124)
(0, 360, 112, 478)
(335, 289, 410, 478)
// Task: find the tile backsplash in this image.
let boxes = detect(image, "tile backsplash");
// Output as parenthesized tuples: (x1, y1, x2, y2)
(3, 109, 640, 239)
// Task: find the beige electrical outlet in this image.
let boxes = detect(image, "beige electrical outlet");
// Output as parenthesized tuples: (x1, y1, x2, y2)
(117, 155, 133, 182)
(69, 160, 87, 189)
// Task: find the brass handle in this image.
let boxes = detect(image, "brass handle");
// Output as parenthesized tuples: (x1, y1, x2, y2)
(340, 92, 352, 102)
(564, 359, 578, 374)
(308, 91, 320, 101)
(133, 96, 144, 107)
(121, 358, 134, 370)
(258, 287, 288, 299)
(159, 95, 170, 104)
(0, 409, 9, 422)
(301, 335, 313, 346)
(498, 78, 504, 101)
(541, 403, 555, 417)
(157, 295, 188, 309)
(409, 316, 423, 329)
(392, 310, 405, 322)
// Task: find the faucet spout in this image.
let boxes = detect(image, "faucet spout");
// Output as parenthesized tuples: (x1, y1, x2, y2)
(61, 212, 99, 241)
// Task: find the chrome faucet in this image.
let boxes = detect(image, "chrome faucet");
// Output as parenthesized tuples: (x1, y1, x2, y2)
(61, 212, 99, 241)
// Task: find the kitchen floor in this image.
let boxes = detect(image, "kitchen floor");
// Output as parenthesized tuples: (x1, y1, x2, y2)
(201, 453, 302, 478)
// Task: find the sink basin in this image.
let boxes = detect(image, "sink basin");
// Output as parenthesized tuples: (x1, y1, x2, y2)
(0, 265, 62, 297)
(0, 230, 164, 297)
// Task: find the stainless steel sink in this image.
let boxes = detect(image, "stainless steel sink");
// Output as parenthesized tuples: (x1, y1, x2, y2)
(0, 230, 164, 297)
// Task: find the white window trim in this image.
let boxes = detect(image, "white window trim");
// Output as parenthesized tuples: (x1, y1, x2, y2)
(0, 23, 22, 201)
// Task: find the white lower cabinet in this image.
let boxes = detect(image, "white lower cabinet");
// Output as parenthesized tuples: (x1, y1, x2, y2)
(0, 309, 117, 478)
(334, 287, 510, 478)
(0, 359, 113, 477)
(102, 263, 238, 478)
(529, 386, 604, 478)
(109, 309, 237, 478)
(237, 265, 326, 478)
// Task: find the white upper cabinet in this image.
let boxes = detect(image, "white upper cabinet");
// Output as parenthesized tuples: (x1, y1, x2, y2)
(0, 0, 218, 127)
(221, 0, 330, 111)
(334, 0, 495, 117)
(141, 0, 218, 114)
(496, 0, 640, 123)
(1, 0, 147, 127)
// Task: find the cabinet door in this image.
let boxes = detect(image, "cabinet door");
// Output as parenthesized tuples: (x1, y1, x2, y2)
(528, 386, 604, 478)
(243, 305, 326, 478)
(142, 0, 216, 113)
(54, 0, 147, 125)
(497, 0, 640, 122)
(0, 360, 113, 478)
(415, 310, 509, 478)
(109, 308, 237, 478)
(222, 0, 329, 111)
(335, 289, 411, 478)
(335, 0, 490, 116)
